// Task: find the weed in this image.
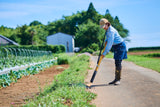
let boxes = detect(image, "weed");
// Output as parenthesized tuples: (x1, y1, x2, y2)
(23, 54, 96, 107)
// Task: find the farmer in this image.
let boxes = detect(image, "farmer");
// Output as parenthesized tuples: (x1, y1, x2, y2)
(99, 18, 127, 85)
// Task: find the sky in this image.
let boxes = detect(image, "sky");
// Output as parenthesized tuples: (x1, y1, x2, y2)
(0, 0, 160, 49)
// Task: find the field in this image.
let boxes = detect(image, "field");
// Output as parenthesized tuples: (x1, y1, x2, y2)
(0, 54, 96, 107)
(127, 50, 160, 72)
(0, 49, 160, 106)
(0, 64, 69, 106)
(106, 50, 160, 73)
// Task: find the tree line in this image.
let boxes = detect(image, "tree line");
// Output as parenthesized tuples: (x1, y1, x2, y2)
(0, 2, 129, 50)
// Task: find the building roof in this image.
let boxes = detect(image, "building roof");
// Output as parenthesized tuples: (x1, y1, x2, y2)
(47, 32, 74, 38)
(0, 35, 19, 46)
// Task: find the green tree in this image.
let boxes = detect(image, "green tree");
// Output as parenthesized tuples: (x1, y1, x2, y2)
(104, 9, 114, 25)
(33, 25, 49, 45)
(112, 16, 129, 40)
(29, 20, 42, 26)
(0, 2, 130, 46)
(75, 20, 104, 48)
(0, 25, 14, 38)
(26, 27, 36, 45)
(16, 25, 31, 45)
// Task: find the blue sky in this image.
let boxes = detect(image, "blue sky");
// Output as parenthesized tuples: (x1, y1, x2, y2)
(0, 0, 160, 48)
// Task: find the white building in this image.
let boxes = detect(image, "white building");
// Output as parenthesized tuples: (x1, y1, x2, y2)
(47, 32, 75, 52)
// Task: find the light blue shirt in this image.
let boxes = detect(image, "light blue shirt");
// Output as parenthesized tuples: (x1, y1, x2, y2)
(102, 26, 124, 56)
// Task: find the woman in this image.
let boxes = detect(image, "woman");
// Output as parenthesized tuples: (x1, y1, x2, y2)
(100, 18, 127, 85)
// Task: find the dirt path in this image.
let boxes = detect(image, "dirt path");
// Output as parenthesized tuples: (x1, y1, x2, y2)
(0, 64, 69, 107)
(86, 56, 160, 107)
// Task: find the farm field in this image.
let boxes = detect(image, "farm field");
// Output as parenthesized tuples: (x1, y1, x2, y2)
(128, 50, 160, 56)
(127, 50, 160, 73)
(0, 50, 160, 107)
(107, 50, 160, 72)
(0, 54, 96, 107)
(0, 64, 69, 106)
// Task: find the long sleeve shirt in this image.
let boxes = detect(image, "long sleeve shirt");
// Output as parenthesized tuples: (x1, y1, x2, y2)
(102, 26, 124, 56)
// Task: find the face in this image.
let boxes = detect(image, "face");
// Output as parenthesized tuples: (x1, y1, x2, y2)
(103, 24, 109, 30)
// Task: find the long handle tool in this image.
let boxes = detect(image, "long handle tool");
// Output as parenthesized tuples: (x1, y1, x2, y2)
(87, 32, 106, 87)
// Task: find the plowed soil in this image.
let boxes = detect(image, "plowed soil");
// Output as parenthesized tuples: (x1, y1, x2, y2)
(128, 51, 160, 55)
(0, 64, 69, 107)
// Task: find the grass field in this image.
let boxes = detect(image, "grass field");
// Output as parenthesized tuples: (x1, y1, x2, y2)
(106, 52, 160, 73)
(126, 55, 160, 73)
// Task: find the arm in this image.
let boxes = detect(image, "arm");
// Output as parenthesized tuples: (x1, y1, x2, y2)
(101, 32, 114, 58)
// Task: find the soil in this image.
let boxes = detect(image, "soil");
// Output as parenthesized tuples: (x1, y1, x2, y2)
(0, 64, 69, 107)
(128, 51, 160, 55)
(128, 51, 160, 59)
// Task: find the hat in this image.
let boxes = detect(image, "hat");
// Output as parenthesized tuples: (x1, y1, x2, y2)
(99, 18, 109, 28)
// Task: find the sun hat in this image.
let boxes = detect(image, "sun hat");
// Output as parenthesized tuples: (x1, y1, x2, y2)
(99, 18, 110, 28)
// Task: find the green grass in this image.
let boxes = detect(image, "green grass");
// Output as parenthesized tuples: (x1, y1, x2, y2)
(23, 54, 96, 107)
(104, 52, 160, 73)
(126, 55, 160, 73)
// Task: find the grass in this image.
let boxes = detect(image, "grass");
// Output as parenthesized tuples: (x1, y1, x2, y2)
(105, 52, 160, 73)
(23, 54, 96, 107)
(126, 55, 160, 73)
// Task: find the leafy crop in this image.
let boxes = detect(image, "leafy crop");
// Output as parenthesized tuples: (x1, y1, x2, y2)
(0, 47, 53, 71)
(0, 61, 55, 88)
(142, 53, 160, 57)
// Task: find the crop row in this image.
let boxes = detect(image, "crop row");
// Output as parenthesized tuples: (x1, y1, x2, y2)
(0, 47, 53, 71)
(0, 60, 55, 88)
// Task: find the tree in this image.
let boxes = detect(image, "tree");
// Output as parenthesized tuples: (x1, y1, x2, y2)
(86, 2, 99, 23)
(26, 27, 36, 45)
(75, 20, 105, 48)
(104, 10, 114, 25)
(0, 2, 130, 46)
(29, 20, 42, 26)
(113, 16, 129, 39)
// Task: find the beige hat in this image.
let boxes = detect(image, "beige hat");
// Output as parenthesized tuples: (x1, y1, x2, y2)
(99, 18, 110, 28)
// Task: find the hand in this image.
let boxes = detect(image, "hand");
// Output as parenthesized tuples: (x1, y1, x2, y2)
(101, 55, 105, 59)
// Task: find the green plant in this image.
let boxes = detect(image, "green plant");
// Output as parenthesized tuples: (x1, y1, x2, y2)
(23, 54, 96, 106)
(89, 43, 99, 51)
(126, 55, 160, 73)
(81, 47, 94, 54)
(0, 60, 55, 88)
(57, 55, 69, 65)
(142, 53, 160, 57)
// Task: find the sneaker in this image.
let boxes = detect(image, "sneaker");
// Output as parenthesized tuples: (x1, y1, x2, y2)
(114, 80, 120, 85)
(109, 79, 120, 85)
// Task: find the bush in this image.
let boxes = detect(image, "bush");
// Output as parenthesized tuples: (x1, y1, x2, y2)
(81, 47, 94, 54)
(89, 43, 99, 51)
(57, 55, 69, 65)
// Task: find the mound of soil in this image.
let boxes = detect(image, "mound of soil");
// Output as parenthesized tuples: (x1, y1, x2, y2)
(0, 64, 69, 107)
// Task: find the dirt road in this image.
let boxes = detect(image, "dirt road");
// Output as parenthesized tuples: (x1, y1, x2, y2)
(86, 56, 160, 107)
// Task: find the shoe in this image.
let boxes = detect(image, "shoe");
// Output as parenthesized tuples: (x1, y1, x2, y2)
(109, 79, 120, 85)
(114, 80, 120, 85)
